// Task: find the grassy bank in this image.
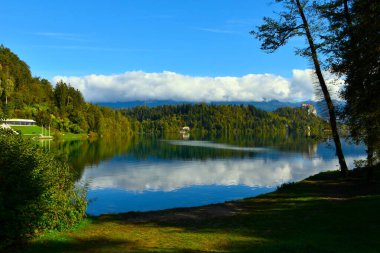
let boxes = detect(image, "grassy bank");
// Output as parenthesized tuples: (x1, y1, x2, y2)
(11, 125, 46, 135)
(10, 125, 87, 140)
(11, 166, 380, 253)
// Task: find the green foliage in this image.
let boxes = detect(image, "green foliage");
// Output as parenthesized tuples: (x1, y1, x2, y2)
(124, 104, 327, 136)
(0, 129, 87, 247)
(319, 0, 380, 165)
(54, 80, 85, 118)
(251, 11, 304, 53)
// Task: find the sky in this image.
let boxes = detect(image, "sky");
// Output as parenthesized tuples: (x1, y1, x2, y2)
(0, 0, 334, 103)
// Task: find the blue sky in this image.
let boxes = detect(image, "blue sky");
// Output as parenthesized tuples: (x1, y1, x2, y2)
(1, 0, 324, 102)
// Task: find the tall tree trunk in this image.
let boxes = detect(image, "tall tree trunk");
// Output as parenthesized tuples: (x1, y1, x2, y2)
(343, 0, 353, 30)
(296, 0, 349, 174)
(367, 145, 373, 167)
(342, 0, 373, 171)
(366, 142, 374, 181)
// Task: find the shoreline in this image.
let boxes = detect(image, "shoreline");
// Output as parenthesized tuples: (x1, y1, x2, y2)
(91, 166, 379, 224)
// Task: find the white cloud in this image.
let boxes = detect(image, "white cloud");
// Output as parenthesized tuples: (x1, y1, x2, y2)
(290, 69, 316, 100)
(290, 69, 343, 101)
(53, 69, 343, 103)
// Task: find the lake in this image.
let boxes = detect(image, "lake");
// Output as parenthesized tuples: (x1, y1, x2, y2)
(49, 134, 366, 215)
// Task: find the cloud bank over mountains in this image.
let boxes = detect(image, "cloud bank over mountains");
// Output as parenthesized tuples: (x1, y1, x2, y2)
(53, 69, 341, 103)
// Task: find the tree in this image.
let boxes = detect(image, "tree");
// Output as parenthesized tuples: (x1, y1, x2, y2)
(3, 78, 14, 105)
(251, 0, 348, 174)
(318, 0, 380, 167)
(0, 129, 87, 247)
(0, 79, 3, 100)
(54, 80, 69, 116)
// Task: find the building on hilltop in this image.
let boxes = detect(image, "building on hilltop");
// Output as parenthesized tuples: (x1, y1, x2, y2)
(301, 104, 317, 116)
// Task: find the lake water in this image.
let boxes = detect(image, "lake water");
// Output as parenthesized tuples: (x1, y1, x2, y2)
(50, 135, 366, 215)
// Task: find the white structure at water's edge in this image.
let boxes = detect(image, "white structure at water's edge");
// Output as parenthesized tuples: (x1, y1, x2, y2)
(2, 119, 36, 126)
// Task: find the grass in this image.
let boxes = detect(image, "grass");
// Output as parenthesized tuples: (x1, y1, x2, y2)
(11, 125, 46, 135)
(8, 166, 380, 253)
(10, 125, 87, 140)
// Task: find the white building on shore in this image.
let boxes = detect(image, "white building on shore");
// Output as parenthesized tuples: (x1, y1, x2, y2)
(1, 119, 36, 126)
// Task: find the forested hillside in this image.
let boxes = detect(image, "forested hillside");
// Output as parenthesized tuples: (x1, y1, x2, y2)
(124, 104, 328, 136)
(0, 45, 131, 138)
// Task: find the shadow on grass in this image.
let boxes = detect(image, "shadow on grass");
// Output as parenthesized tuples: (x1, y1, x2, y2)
(12, 236, 219, 253)
(88, 194, 379, 253)
(12, 166, 380, 253)
(4, 237, 135, 253)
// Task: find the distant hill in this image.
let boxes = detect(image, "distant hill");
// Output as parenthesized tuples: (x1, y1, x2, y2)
(97, 100, 304, 110)
(122, 103, 328, 136)
(97, 100, 344, 120)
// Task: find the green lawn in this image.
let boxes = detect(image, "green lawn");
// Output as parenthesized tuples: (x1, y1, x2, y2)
(10, 125, 87, 140)
(11, 125, 46, 135)
(11, 166, 380, 253)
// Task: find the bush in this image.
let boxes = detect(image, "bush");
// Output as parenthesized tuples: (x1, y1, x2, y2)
(0, 129, 87, 247)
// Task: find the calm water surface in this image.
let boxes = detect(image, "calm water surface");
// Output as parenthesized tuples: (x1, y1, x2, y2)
(51, 135, 366, 215)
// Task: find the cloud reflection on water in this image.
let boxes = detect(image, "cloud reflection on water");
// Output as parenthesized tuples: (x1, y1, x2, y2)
(82, 153, 365, 192)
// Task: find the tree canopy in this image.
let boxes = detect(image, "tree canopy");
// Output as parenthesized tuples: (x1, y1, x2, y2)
(318, 0, 380, 166)
(123, 104, 328, 137)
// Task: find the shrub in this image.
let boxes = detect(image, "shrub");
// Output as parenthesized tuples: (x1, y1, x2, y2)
(0, 129, 87, 247)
